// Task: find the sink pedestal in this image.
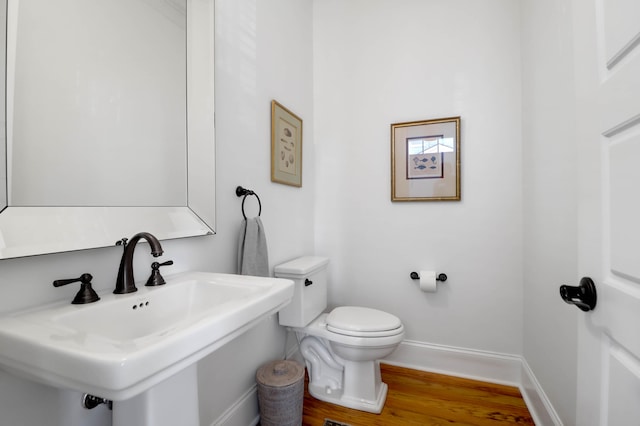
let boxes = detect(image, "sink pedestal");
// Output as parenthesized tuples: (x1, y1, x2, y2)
(113, 364, 199, 426)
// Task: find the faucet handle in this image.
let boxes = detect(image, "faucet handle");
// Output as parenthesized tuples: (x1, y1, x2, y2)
(145, 260, 174, 287)
(53, 273, 100, 304)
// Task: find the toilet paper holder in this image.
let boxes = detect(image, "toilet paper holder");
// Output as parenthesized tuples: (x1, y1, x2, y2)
(410, 271, 447, 282)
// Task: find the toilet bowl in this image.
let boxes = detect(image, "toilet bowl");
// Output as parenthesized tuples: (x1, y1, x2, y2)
(275, 257, 404, 413)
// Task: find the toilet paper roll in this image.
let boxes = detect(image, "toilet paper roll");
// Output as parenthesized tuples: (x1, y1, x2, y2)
(419, 270, 437, 292)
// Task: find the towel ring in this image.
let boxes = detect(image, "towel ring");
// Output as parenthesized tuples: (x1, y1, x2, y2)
(236, 186, 262, 219)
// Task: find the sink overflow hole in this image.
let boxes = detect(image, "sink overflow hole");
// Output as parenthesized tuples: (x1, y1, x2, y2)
(132, 301, 150, 310)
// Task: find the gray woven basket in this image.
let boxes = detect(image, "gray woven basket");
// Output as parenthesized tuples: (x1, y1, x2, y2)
(256, 360, 304, 426)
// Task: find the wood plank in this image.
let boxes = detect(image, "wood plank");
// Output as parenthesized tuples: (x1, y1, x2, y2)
(302, 364, 534, 426)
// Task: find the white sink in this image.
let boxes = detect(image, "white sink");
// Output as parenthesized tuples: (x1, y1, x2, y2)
(0, 272, 293, 401)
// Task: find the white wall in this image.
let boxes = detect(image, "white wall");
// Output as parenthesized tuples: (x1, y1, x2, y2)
(521, 0, 578, 424)
(313, 0, 524, 355)
(0, 0, 315, 424)
(199, 0, 315, 424)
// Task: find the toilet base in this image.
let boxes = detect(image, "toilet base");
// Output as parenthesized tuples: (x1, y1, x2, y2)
(307, 380, 388, 414)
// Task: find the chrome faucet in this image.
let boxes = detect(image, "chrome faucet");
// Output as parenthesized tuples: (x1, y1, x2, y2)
(114, 232, 164, 294)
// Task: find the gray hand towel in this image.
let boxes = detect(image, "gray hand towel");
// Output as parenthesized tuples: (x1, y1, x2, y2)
(237, 217, 269, 276)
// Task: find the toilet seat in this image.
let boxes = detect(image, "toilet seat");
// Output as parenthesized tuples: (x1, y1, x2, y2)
(326, 306, 403, 338)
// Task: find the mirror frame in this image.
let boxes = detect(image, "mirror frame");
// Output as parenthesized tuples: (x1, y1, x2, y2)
(0, 0, 215, 259)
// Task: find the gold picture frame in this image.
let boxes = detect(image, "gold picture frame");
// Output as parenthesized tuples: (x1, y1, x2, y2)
(271, 100, 303, 187)
(391, 116, 461, 201)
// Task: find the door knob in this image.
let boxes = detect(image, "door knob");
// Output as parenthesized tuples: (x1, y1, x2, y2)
(559, 277, 597, 312)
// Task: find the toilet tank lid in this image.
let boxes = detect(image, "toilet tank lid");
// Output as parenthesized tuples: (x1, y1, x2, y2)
(274, 256, 329, 276)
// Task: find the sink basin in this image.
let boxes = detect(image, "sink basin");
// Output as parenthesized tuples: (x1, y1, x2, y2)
(0, 272, 293, 400)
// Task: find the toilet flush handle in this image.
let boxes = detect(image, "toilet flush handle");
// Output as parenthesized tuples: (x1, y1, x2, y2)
(305, 278, 313, 287)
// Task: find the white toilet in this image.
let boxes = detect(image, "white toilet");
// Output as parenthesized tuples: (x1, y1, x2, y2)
(275, 256, 404, 414)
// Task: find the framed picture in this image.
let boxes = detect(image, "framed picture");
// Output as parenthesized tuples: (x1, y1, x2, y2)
(271, 100, 303, 187)
(391, 116, 461, 201)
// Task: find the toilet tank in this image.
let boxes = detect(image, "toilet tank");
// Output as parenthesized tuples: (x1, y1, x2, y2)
(274, 256, 329, 328)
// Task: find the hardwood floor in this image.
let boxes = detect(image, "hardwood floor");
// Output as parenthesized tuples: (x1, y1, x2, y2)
(302, 364, 534, 426)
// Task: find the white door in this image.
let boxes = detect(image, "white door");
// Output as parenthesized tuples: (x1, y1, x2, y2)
(573, 0, 640, 424)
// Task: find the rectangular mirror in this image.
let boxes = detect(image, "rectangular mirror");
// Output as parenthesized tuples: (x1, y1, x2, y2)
(0, 0, 215, 259)
(8, 0, 187, 207)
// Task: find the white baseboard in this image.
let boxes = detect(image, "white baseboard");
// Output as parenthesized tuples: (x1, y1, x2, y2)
(211, 339, 563, 426)
(383, 340, 523, 386)
(383, 340, 563, 426)
(210, 384, 259, 426)
(519, 360, 563, 426)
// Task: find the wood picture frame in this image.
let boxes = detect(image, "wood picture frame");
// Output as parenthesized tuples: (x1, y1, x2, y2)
(271, 100, 303, 187)
(391, 116, 461, 201)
